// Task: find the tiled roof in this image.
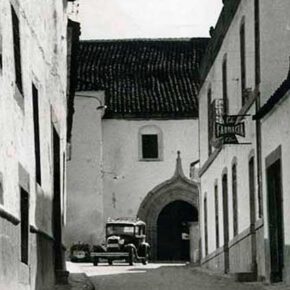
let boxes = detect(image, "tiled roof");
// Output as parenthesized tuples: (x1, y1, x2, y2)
(254, 71, 290, 120)
(76, 38, 209, 119)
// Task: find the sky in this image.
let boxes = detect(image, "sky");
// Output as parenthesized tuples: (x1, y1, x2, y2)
(77, 0, 223, 40)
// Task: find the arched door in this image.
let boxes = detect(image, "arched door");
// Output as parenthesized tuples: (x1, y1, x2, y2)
(157, 200, 198, 261)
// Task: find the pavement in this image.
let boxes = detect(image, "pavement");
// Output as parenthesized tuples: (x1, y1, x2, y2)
(57, 262, 290, 290)
(54, 263, 95, 290)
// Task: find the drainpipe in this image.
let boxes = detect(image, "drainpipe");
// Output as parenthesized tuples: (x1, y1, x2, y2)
(253, 0, 262, 277)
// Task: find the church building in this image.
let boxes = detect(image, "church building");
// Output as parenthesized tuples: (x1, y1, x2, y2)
(66, 38, 208, 261)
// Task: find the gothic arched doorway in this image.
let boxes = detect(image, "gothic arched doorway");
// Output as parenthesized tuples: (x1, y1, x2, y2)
(137, 152, 199, 260)
(157, 200, 198, 261)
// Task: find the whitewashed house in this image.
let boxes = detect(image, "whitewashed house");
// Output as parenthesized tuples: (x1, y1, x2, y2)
(198, 0, 290, 284)
(0, 1, 79, 289)
(254, 71, 290, 283)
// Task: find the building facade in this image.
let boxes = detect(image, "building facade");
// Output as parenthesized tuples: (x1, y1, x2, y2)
(198, 0, 290, 284)
(0, 0, 78, 289)
(254, 72, 290, 283)
(66, 39, 206, 261)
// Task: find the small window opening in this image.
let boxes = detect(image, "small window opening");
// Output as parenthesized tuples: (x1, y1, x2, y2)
(142, 134, 158, 159)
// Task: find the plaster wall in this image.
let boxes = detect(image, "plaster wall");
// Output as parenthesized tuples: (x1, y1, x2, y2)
(199, 105, 257, 255)
(198, 0, 257, 254)
(261, 91, 290, 283)
(198, 0, 266, 275)
(0, 0, 68, 288)
(66, 93, 104, 245)
(199, 0, 256, 166)
(102, 119, 198, 227)
(259, 0, 290, 106)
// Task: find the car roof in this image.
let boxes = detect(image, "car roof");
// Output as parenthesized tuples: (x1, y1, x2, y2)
(106, 218, 146, 226)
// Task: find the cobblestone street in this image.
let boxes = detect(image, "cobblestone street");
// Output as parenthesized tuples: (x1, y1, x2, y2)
(66, 262, 289, 290)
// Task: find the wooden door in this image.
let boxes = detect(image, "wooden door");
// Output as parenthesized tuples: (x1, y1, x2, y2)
(267, 159, 284, 282)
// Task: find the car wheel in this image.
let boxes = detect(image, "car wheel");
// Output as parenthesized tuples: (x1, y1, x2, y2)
(93, 259, 99, 266)
(142, 249, 149, 265)
(108, 259, 113, 266)
(128, 248, 134, 266)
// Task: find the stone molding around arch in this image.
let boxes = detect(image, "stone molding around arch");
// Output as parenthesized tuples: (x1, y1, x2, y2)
(137, 151, 199, 260)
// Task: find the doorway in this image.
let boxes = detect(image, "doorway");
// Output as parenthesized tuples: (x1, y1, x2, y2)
(267, 158, 284, 282)
(222, 173, 229, 273)
(157, 200, 198, 261)
(52, 126, 63, 273)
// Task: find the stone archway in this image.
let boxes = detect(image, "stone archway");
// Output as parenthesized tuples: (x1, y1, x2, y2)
(137, 152, 199, 260)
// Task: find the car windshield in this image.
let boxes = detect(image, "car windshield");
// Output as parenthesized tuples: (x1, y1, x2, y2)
(106, 225, 135, 236)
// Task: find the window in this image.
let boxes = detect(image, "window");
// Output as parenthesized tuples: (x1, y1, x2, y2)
(11, 5, 23, 94)
(249, 157, 256, 223)
(32, 84, 41, 185)
(204, 194, 208, 256)
(207, 87, 212, 156)
(139, 125, 162, 161)
(232, 163, 238, 236)
(214, 184, 219, 248)
(142, 134, 158, 159)
(222, 172, 230, 273)
(222, 56, 228, 114)
(240, 20, 247, 106)
(254, 0, 260, 85)
(0, 25, 2, 72)
(20, 187, 29, 264)
(0, 173, 3, 205)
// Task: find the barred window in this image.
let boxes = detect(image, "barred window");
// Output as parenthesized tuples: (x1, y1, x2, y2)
(11, 5, 23, 94)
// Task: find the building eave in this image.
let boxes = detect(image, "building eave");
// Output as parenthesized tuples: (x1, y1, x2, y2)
(199, 0, 241, 88)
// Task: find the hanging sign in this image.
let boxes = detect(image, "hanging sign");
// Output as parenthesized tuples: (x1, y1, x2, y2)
(215, 115, 249, 145)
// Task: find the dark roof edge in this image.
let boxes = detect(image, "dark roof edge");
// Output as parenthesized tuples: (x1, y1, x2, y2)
(254, 76, 290, 120)
(103, 114, 198, 120)
(199, 0, 241, 86)
(80, 37, 209, 43)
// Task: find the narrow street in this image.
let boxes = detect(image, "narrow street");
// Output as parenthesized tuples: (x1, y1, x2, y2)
(67, 262, 267, 290)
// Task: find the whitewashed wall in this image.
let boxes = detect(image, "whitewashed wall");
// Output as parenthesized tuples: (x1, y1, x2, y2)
(198, 0, 257, 257)
(102, 119, 199, 227)
(0, 0, 68, 289)
(66, 92, 104, 245)
(259, 0, 290, 105)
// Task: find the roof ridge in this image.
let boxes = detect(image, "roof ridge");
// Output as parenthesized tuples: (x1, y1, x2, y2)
(80, 37, 209, 43)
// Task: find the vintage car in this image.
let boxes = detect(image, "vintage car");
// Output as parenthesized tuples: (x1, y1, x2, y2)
(90, 218, 150, 266)
(70, 243, 91, 262)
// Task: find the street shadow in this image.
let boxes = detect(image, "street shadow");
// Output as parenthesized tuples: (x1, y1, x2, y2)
(85, 263, 266, 290)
